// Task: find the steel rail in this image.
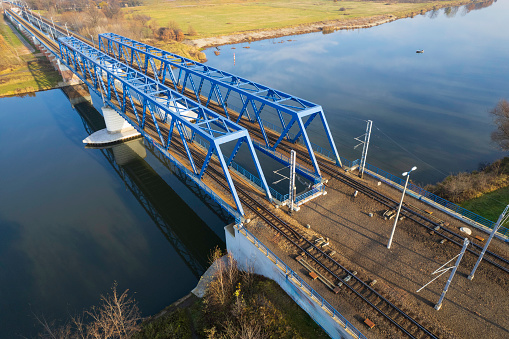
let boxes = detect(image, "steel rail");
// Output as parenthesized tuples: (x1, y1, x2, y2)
(206, 166, 437, 338)
(164, 131, 437, 338)
(240, 124, 509, 274)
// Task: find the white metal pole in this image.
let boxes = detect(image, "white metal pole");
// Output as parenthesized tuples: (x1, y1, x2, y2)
(468, 204, 509, 280)
(51, 17, 57, 37)
(387, 166, 416, 249)
(65, 22, 69, 36)
(289, 150, 296, 214)
(359, 120, 372, 178)
(435, 238, 469, 310)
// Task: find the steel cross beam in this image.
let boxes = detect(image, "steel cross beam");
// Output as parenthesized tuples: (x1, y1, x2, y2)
(98, 33, 343, 181)
(58, 36, 273, 216)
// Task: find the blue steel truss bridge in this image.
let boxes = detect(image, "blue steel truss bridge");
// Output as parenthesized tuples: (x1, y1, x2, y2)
(5, 5, 344, 220)
(97, 33, 342, 182)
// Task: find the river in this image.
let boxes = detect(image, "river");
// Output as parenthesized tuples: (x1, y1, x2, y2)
(0, 89, 229, 337)
(203, 0, 509, 184)
(1, 1, 507, 337)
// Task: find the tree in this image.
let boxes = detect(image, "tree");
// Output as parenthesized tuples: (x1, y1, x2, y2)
(37, 282, 141, 339)
(175, 29, 185, 42)
(187, 25, 197, 36)
(490, 99, 509, 150)
(103, 0, 122, 19)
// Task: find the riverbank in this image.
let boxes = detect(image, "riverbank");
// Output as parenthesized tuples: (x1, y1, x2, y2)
(179, 0, 480, 49)
(425, 157, 509, 222)
(135, 276, 329, 338)
(0, 13, 61, 97)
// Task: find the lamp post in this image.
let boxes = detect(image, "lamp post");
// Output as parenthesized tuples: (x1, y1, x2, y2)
(387, 166, 417, 249)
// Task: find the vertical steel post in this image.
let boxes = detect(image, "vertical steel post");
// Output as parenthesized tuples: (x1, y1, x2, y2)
(387, 166, 416, 249)
(468, 204, 509, 280)
(51, 17, 57, 38)
(289, 150, 296, 213)
(359, 120, 372, 178)
(435, 238, 469, 310)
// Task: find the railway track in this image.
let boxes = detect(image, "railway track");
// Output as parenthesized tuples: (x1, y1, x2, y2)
(136, 117, 439, 337)
(9, 11, 506, 336)
(200, 156, 439, 338)
(6, 9, 60, 51)
(233, 117, 509, 275)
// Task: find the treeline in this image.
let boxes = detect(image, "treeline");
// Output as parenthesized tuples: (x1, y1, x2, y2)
(23, 0, 204, 60)
(26, 0, 198, 41)
(24, 0, 141, 12)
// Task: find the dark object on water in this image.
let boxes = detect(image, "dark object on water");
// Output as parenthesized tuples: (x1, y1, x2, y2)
(416, 49, 424, 53)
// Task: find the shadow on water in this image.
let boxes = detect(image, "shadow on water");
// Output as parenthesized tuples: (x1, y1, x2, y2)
(61, 85, 229, 278)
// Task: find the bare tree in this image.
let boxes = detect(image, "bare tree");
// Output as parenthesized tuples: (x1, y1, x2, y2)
(103, 0, 122, 19)
(37, 283, 140, 339)
(490, 99, 509, 150)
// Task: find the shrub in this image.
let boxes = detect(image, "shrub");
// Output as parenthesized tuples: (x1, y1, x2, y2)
(187, 25, 197, 36)
(425, 157, 509, 203)
(175, 29, 185, 42)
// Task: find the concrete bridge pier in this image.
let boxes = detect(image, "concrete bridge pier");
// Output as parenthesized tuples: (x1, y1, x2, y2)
(82, 106, 141, 146)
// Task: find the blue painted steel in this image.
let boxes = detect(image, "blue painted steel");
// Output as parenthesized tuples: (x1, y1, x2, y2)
(295, 186, 325, 204)
(97, 33, 343, 180)
(57, 36, 274, 215)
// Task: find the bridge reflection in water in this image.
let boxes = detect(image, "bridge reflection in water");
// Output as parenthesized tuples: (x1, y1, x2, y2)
(62, 85, 229, 278)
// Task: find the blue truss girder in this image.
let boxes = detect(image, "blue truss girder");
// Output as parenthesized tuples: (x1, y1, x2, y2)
(98, 33, 343, 180)
(57, 36, 273, 215)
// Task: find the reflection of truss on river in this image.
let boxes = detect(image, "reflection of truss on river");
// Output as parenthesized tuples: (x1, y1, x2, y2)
(143, 141, 233, 222)
(67, 91, 228, 278)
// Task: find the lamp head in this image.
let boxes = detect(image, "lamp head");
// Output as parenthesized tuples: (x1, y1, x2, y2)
(403, 166, 417, 177)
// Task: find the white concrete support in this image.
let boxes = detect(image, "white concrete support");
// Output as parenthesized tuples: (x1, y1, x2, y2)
(82, 106, 141, 146)
(103, 106, 134, 133)
(226, 224, 363, 339)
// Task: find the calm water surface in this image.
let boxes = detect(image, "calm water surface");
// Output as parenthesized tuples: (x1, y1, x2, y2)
(0, 89, 227, 337)
(204, 0, 509, 184)
(1, 1, 507, 337)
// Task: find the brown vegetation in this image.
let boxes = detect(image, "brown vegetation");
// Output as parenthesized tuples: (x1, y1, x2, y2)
(202, 247, 318, 339)
(38, 282, 141, 339)
(425, 158, 509, 203)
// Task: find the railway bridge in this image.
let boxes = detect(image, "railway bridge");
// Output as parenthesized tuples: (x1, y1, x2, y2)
(4, 4, 345, 221)
(4, 3, 509, 339)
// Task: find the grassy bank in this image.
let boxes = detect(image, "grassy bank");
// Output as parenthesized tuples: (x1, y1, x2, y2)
(126, 0, 478, 39)
(460, 187, 509, 223)
(0, 14, 61, 97)
(425, 157, 509, 222)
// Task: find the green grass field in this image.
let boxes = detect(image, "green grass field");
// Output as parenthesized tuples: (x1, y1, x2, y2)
(0, 15, 61, 97)
(125, 0, 467, 38)
(460, 187, 509, 223)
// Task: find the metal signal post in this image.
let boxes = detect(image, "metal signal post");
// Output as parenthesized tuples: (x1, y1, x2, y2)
(468, 204, 509, 280)
(417, 238, 469, 311)
(354, 120, 372, 178)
